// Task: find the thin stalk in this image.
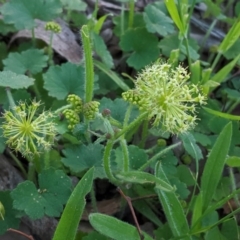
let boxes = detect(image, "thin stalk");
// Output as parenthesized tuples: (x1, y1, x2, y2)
(138, 142, 181, 171)
(5, 87, 16, 108)
(123, 104, 132, 127)
(229, 167, 240, 207)
(115, 112, 148, 140)
(81, 25, 94, 103)
(139, 119, 148, 149)
(48, 32, 54, 65)
(120, 3, 125, 36)
(226, 99, 240, 113)
(90, 183, 98, 213)
(120, 137, 129, 172)
(211, 52, 222, 71)
(31, 28, 36, 47)
(27, 162, 36, 182)
(199, 19, 218, 54)
(103, 140, 118, 185)
(128, 0, 135, 29)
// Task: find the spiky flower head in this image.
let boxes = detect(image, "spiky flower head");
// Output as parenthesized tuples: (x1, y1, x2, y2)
(45, 21, 61, 33)
(1, 101, 56, 158)
(122, 61, 206, 134)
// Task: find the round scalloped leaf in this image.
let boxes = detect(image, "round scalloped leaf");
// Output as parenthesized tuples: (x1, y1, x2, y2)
(1, 0, 62, 30)
(11, 169, 72, 219)
(61, 143, 105, 179)
(3, 49, 48, 75)
(0, 70, 34, 89)
(43, 62, 85, 100)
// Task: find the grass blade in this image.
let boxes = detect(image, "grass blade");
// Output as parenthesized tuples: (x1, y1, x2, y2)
(52, 167, 94, 240)
(201, 122, 232, 212)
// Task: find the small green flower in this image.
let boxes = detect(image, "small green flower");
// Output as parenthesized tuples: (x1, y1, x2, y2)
(1, 101, 56, 157)
(122, 61, 206, 134)
(45, 21, 61, 33)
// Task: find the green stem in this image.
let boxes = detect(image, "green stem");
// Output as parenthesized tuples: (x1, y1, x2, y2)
(211, 52, 222, 71)
(120, 3, 125, 36)
(120, 137, 129, 172)
(229, 167, 240, 207)
(5, 88, 16, 108)
(48, 32, 54, 65)
(27, 162, 36, 182)
(6, 149, 27, 179)
(199, 19, 218, 54)
(54, 104, 72, 114)
(227, 99, 240, 113)
(81, 25, 94, 103)
(123, 104, 132, 127)
(115, 112, 148, 140)
(31, 28, 36, 47)
(90, 183, 98, 213)
(139, 119, 148, 149)
(128, 0, 135, 29)
(138, 142, 181, 171)
(103, 140, 118, 185)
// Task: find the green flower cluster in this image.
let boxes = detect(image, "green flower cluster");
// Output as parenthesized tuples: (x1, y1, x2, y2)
(122, 61, 206, 134)
(62, 109, 80, 131)
(45, 21, 61, 33)
(1, 101, 56, 157)
(67, 94, 82, 113)
(83, 101, 100, 120)
(63, 94, 82, 130)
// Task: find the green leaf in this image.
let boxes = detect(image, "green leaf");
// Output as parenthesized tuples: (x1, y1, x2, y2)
(221, 218, 238, 239)
(223, 39, 240, 60)
(155, 163, 191, 239)
(176, 165, 195, 187)
(201, 122, 232, 212)
(143, 4, 174, 36)
(1, 0, 62, 30)
(226, 156, 240, 167)
(164, 0, 184, 33)
(11, 169, 72, 219)
(159, 34, 199, 61)
(180, 132, 203, 161)
(119, 27, 159, 70)
(192, 132, 212, 147)
(0, 191, 20, 235)
(89, 213, 153, 240)
(218, 17, 240, 53)
(116, 171, 174, 192)
(203, 107, 240, 120)
(61, 143, 105, 179)
(91, 32, 114, 69)
(0, 70, 34, 89)
(3, 49, 48, 75)
(53, 168, 94, 240)
(43, 62, 85, 100)
(211, 53, 240, 83)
